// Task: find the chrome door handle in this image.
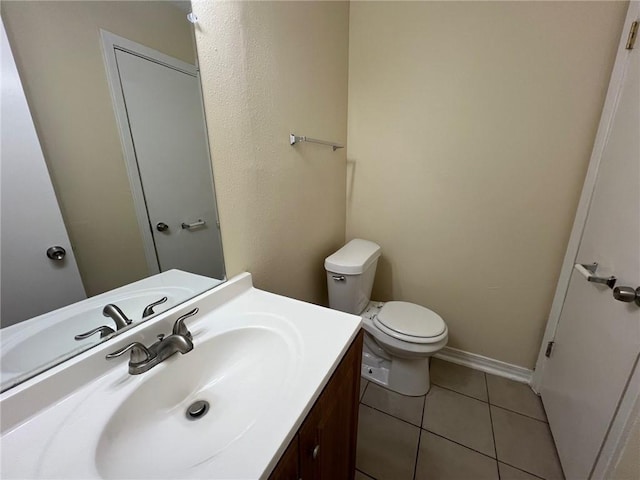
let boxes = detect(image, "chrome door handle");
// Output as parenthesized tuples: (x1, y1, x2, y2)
(181, 219, 206, 230)
(574, 263, 617, 289)
(156, 222, 169, 232)
(613, 286, 640, 306)
(46, 246, 66, 261)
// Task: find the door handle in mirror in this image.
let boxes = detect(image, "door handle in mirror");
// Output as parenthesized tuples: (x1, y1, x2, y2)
(46, 246, 66, 261)
(181, 219, 206, 230)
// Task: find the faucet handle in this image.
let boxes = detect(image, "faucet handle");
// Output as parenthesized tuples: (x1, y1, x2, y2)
(172, 308, 199, 339)
(142, 296, 168, 319)
(106, 342, 152, 363)
(74, 325, 115, 340)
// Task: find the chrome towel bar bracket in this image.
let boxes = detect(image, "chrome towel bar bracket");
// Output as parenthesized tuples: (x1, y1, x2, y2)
(290, 133, 344, 151)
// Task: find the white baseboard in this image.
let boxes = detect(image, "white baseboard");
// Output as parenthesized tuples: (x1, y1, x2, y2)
(434, 347, 533, 385)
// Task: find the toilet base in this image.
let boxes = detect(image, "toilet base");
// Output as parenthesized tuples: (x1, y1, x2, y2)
(361, 337, 432, 397)
(361, 362, 389, 387)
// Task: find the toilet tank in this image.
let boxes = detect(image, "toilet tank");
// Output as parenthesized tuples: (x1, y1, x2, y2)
(325, 239, 381, 315)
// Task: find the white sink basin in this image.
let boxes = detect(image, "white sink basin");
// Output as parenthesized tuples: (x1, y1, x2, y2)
(96, 324, 297, 479)
(0, 273, 360, 479)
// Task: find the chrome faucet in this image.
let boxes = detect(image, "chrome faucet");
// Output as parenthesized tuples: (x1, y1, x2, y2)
(105, 308, 198, 374)
(103, 304, 132, 329)
(74, 303, 133, 341)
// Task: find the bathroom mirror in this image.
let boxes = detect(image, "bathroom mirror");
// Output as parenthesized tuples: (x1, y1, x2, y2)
(0, 0, 225, 392)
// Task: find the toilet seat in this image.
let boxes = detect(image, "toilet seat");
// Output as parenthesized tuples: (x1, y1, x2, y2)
(373, 301, 446, 344)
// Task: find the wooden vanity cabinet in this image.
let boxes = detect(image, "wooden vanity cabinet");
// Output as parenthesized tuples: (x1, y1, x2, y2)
(269, 330, 363, 480)
(269, 436, 300, 480)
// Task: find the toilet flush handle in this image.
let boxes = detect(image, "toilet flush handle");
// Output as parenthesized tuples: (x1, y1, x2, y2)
(332, 275, 346, 282)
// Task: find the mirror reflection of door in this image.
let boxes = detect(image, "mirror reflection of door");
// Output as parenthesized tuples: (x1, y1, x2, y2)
(0, 22, 86, 327)
(103, 33, 224, 280)
(0, 1, 227, 392)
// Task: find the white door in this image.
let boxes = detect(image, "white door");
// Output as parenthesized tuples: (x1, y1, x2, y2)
(539, 8, 640, 479)
(0, 22, 86, 328)
(114, 49, 224, 280)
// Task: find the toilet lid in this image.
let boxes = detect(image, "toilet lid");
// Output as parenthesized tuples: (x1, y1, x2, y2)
(375, 301, 446, 341)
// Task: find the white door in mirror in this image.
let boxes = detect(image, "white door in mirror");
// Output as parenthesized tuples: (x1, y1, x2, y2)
(0, 22, 86, 327)
(115, 49, 224, 279)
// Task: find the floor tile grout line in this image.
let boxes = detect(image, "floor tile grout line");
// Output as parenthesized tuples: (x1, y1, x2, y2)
(359, 386, 500, 464)
(359, 400, 424, 429)
(412, 388, 428, 480)
(497, 461, 547, 480)
(420, 386, 428, 430)
(359, 408, 502, 477)
(356, 404, 545, 480)
(358, 403, 422, 479)
(412, 425, 422, 480)
(485, 372, 501, 480)
(356, 467, 377, 480)
(430, 378, 549, 424)
(490, 403, 549, 424)
(358, 379, 549, 480)
(485, 380, 552, 480)
(358, 370, 552, 480)
(361, 379, 370, 402)
(422, 428, 498, 461)
(431, 381, 488, 403)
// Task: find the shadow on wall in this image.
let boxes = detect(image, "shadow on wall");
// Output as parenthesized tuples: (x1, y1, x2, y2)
(372, 255, 393, 302)
(346, 158, 357, 203)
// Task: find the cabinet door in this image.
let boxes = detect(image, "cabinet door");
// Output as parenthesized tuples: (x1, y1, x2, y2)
(269, 434, 299, 480)
(299, 332, 363, 480)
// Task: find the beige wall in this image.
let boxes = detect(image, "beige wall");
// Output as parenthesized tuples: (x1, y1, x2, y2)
(347, 1, 627, 368)
(192, 1, 349, 304)
(1, 1, 195, 296)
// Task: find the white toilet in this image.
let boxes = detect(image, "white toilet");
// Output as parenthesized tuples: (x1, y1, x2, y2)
(325, 239, 448, 396)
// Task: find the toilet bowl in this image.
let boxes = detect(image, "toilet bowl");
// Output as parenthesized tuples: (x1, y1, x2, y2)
(325, 239, 448, 396)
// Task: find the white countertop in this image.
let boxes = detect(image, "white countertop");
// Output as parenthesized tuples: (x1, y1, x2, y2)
(0, 272, 362, 479)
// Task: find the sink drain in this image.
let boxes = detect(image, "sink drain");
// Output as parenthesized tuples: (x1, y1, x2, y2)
(186, 400, 209, 420)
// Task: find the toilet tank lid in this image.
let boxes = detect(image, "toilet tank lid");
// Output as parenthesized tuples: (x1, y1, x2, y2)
(325, 239, 381, 275)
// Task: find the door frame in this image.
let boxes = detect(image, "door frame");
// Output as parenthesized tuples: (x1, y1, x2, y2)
(532, 2, 639, 477)
(100, 30, 198, 275)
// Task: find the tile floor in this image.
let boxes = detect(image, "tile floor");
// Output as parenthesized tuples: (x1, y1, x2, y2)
(356, 358, 564, 480)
